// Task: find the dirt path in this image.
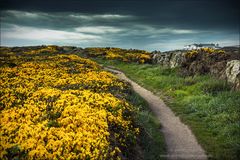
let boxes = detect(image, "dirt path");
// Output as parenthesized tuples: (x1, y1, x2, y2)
(105, 67, 207, 160)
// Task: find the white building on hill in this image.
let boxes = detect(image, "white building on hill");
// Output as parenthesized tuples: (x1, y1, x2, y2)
(184, 43, 220, 50)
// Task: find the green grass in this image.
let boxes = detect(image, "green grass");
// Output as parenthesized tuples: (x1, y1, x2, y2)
(93, 58, 240, 160)
(127, 89, 166, 160)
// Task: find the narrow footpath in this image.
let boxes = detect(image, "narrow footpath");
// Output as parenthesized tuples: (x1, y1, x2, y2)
(105, 67, 208, 160)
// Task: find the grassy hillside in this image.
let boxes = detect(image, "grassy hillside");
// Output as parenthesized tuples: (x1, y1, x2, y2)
(1, 45, 239, 159)
(95, 58, 240, 160)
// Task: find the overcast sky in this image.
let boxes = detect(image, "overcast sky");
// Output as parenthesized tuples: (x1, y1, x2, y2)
(0, 0, 239, 51)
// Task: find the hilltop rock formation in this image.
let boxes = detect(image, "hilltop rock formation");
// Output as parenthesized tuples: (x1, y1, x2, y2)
(151, 47, 240, 89)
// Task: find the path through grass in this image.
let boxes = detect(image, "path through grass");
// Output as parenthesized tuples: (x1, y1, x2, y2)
(96, 58, 240, 160)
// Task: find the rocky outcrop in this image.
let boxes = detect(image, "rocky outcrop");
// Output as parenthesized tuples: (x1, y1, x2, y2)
(151, 47, 240, 90)
(61, 46, 83, 54)
(225, 60, 240, 89)
(151, 50, 186, 68)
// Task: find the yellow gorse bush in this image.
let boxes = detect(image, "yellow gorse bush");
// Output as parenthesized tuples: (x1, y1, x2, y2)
(85, 47, 151, 63)
(185, 50, 198, 58)
(200, 47, 215, 54)
(23, 46, 59, 55)
(0, 53, 138, 159)
(185, 48, 226, 59)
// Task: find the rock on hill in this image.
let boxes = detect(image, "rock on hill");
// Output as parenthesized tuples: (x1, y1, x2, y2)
(151, 47, 240, 90)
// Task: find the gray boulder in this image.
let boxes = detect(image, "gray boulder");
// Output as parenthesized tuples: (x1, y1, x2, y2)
(152, 50, 186, 68)
(169, 51, 186, 68)
(225, 60, 240, 89)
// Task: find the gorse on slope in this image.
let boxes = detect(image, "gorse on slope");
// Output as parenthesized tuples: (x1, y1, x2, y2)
(0, 53, 139, 159)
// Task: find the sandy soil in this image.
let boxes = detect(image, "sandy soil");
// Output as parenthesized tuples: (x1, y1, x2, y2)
(105, 67, 208, 160)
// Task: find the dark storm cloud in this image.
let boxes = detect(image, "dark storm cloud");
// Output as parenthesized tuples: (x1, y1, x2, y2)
(0, 0, 239, 51)
(1, 10, 136, 30)
(1, 0, 239, 29)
